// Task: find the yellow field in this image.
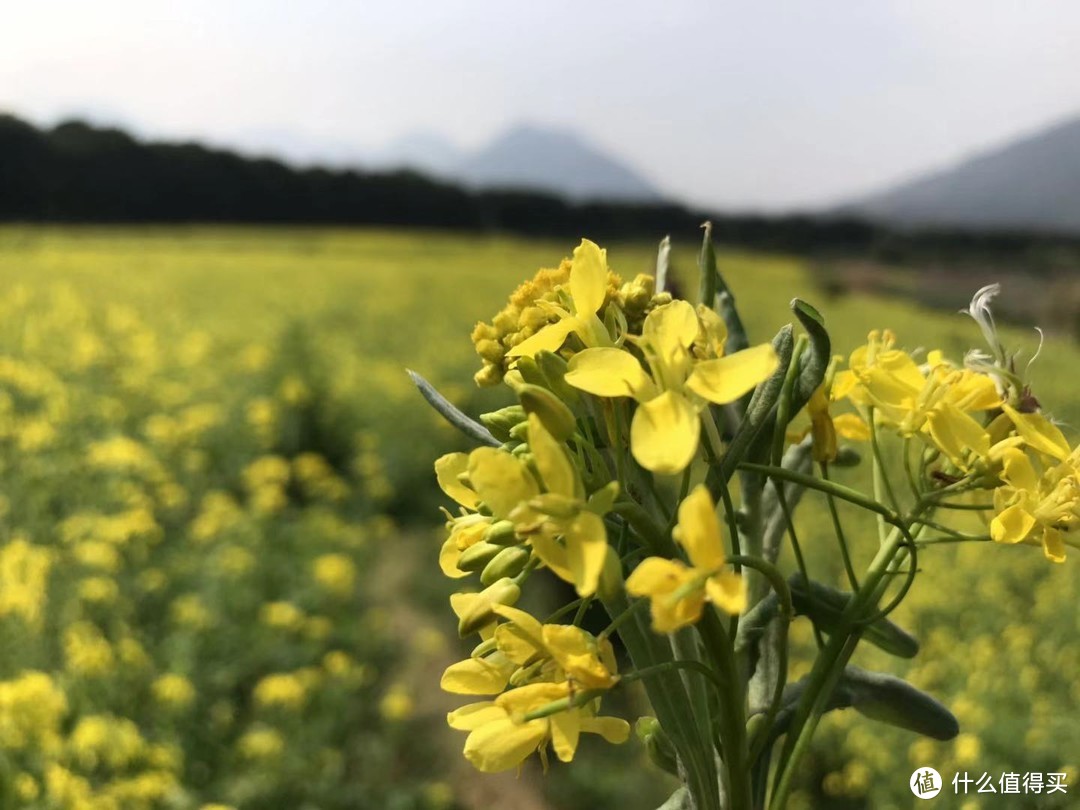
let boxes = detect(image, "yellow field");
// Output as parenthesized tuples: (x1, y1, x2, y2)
(0, 226, 1075, 809)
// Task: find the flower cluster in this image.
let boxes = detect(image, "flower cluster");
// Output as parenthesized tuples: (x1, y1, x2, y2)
(426, 237, 1076, 810)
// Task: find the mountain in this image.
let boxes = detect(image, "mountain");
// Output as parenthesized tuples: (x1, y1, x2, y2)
(368, 131, 464, 177)
(843, 114, 1080, 234)
(452, 125, 663, 203)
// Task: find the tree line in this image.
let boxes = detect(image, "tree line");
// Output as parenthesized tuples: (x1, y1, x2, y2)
(3, 113, 1079, 268)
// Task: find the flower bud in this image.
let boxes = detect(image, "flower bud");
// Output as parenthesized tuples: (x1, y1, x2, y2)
(457, 578, 521, 637)
(518, 384, 577, 442)
(483, 520, 518, 546)
(511, 356, 549, 389)
(509, 421, 530, 442)
(635, 717, 678, 776)
(480, 405, 527, 442)
(480, 545, 531, 586)
(535, 350, 581, 407)
(457, 542, 504, 572)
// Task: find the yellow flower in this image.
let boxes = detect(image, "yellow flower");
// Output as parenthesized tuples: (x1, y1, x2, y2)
(506, 239, 614, 359)
(237, 726, 285, 760)
(0, 536, 55, 629)
(448, 681, 629, 773)
(253, 672, 308, 710)
(380, 683, 414, 721)
(440, 604, 618, 696)
(627, 485, 746, 632)
(311, 553, 357, 597)
(493, 604, 619, 689)
(152, 673, 196, 709)
(434, 451, 494, 579)
(467, 415, 611, 596)
(834, 332, 999, 440)
(990, 447, 1079, 562)
(789, 382, 869, 463)
(566, 300, 777, 473)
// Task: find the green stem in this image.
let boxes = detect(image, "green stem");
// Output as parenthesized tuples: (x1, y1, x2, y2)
(820, 462, 859, 591)
(868, 408, 900, 543)
(598, 595, 651, 642)
(769, 520, 911, 809)
(620, 659, 728, 694)
(916, 534, 992, 546)
(728, 555, 793, 766)
(698, 609, 752, 810)
(738, 463, 900, 524)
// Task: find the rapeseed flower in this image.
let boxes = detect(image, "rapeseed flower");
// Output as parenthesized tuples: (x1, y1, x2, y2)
(991, 447, 1080, 562)
(566, 300, 777, 473)
(448, 681, 629, 773)
(627, 485, 746, 632)
(468, 415, 611, 596)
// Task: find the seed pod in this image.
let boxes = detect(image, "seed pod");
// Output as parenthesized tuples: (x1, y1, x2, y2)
(480, 546, 531, 586)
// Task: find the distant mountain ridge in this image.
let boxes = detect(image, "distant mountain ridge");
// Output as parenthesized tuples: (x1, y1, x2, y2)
(842, 114, 1080, 235)
(371, 124, 663, 203)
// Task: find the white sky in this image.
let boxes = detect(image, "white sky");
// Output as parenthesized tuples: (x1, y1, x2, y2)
(4, 1, 1080, 211)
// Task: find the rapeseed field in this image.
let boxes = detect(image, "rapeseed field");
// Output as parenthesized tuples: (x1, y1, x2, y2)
(0, 227, 1074, 809)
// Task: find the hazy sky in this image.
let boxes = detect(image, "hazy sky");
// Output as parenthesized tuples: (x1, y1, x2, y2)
(5, 1, 1080, 211)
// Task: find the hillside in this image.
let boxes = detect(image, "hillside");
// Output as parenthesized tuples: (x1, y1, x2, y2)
(845, 114, 1080, 234)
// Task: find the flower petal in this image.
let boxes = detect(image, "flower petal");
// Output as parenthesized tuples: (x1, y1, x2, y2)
(566, 347, 654, 399)
(570, 239, 608, 316)
(630, 391, 700, 474)
(527, 414, 577, 498)
(1000, 447, 1039, 493)
(1003, 404, 1070, 462)
(564, 511, 608, 596)
(468, 448, 539, 520)
(435, 453, 479, 509)
(550, 709, 581, 763)
(1042, 527, 1067, 563)
(673, 485, 725, 571)
(463, 716, 546, 772)
(686, 343, 779, 405)
(441, 657, 512, 695)
(507, 319, 576, 358)
(925, 401, 990, 467)
(705, 571, 747, 616)
(990, 504, 1037, 544)
(447, 701, 503, 730)
(832, 413, 870, 441)
(439, 536, 470, 579)
(643, 300, 699, 362)
(580, 716, 631, 744)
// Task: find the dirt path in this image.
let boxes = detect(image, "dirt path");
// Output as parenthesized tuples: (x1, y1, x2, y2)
(372, 531, 555, 810)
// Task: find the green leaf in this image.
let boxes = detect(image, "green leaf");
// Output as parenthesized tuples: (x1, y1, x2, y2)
(406, 369, 500, 447)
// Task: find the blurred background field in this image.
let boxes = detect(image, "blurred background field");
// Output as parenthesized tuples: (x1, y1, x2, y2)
(0, 225, 1074, 809)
